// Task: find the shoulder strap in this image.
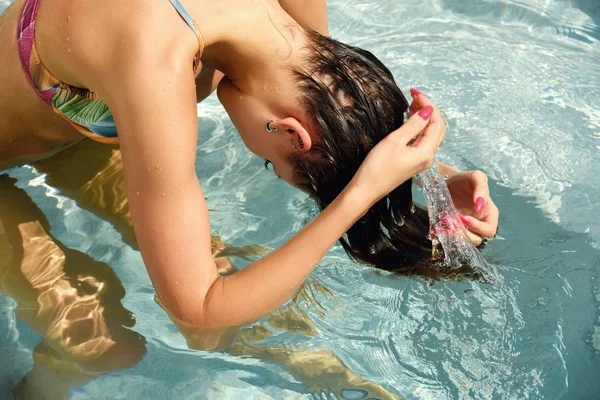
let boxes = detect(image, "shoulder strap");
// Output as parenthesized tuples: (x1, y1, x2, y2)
(168, 0, 200, 38)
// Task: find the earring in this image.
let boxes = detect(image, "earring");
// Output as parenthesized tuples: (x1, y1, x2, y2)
(290, 140, 298, 152)
(298, 137, 304, 149)
(266, 120, 278, 133)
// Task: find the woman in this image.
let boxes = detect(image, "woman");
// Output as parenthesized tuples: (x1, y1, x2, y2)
(0, 0, 498, 333)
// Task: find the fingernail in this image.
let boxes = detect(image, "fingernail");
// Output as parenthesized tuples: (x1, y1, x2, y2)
(418, 106, 433, 120)
(475, 197, 485, 213)
(460, 215, 471, 225)
(410, 88, 423, 97)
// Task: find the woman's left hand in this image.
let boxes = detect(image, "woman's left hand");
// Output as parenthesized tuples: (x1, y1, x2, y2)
(445, 170, 499, 246)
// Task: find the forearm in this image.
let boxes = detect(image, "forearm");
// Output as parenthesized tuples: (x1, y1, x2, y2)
(437, 161, 460, 177)
(201, 183, 368, 327)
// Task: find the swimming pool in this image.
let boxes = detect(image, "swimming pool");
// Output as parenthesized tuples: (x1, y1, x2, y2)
(1, 0, 599, 398)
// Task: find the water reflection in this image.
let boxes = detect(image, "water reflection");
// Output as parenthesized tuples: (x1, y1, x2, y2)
(163, 275, 402, 399)
(1, 139, 403, 399)
(0, 174, 145, 399)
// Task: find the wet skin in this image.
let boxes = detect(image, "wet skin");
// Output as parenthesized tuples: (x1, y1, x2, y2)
(1, 0, 401, 398)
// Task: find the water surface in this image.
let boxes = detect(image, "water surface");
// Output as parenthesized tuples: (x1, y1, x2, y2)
(1, 0, 599, 398)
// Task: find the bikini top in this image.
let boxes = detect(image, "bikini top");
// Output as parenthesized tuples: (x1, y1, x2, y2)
(17, 0, 204, 144)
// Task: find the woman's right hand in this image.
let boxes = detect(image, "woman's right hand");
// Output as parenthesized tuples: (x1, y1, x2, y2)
(349, 101, 446, 206)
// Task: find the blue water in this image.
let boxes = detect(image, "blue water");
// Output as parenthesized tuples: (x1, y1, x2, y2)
(1, 0, 600, 399)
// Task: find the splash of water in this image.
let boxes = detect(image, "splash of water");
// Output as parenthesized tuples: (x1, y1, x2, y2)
(416, 162, 490, 277)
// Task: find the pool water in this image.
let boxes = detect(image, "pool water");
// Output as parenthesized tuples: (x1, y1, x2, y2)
(1, 0, 600, 399)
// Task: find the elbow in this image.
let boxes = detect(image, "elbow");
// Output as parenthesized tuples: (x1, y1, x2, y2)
(161, 303, 242, 351)
(154, 295, 241, 351)
(182, 325, 242, 352)
(156, 291, 242, 352)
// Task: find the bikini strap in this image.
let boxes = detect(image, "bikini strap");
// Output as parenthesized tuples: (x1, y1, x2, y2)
(169, 0, 205, 59)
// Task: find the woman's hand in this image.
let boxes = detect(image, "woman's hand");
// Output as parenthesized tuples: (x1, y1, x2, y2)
(350, 103, 446, 206)
(446, 171, 499, 245)
(408, 89, 499, 245)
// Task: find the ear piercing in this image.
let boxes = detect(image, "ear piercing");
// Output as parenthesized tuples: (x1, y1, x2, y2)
(266, 120, 278, 132)
(267, 120, 303, 152)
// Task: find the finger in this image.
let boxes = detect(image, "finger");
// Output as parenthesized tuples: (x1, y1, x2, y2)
(409, 89, 446, 148)
(433, 110, 446, 149)
(459, 214, 483, 244)
(408, 100, 421, 116)
(460, 214, 497, 239)
(469, 171, 490, 213)
(410, 108, 444, 151)
(482, 203, 499, 235)
(410, 88, 433, 108)
(392, 105, 434, 145)
(466, 230, 483, 246)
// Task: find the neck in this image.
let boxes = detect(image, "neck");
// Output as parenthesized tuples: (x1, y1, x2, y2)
(195, 0, 306, 92)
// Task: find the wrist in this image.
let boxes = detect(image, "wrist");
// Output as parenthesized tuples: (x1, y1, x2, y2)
(437, 161, 461, 177)
(338, 180, 374, 221)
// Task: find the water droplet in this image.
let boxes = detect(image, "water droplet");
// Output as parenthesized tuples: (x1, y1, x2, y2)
(396, 215, 405, 227)
(161, 193, 165, 197)
(136, 191, 140, 195)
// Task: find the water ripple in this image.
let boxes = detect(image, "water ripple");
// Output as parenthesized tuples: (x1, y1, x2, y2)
(3, 0, 600, 399)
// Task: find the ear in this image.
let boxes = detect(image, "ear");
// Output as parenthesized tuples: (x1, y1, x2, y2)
(271, 117, 312, 153)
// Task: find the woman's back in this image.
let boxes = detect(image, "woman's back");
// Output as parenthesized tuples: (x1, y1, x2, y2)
(0, 0, 203, 169)
(0, 0, 79, 169)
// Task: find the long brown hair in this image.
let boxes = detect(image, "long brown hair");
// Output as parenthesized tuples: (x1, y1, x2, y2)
(289, 30, 436, 275)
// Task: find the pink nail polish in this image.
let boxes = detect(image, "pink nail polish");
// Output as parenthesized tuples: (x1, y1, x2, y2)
(410, 88, 423, 97)
(418, 106, 433, 120)
(460, 215, 471, 225)
(475, 197, 485, 213)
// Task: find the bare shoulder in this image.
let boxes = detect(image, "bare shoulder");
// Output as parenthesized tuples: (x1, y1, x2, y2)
(36, 0, 200, 93)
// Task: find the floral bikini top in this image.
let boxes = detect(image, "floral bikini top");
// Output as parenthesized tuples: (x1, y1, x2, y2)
(17, 0, 204, 144)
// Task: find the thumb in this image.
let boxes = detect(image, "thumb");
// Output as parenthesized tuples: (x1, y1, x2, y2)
(391, 106, 434, 145)
(474, 196, 486, 214)
(470, 171, 489, 213)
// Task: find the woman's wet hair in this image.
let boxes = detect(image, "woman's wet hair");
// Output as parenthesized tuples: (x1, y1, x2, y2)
(290, 30, 439, 276)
